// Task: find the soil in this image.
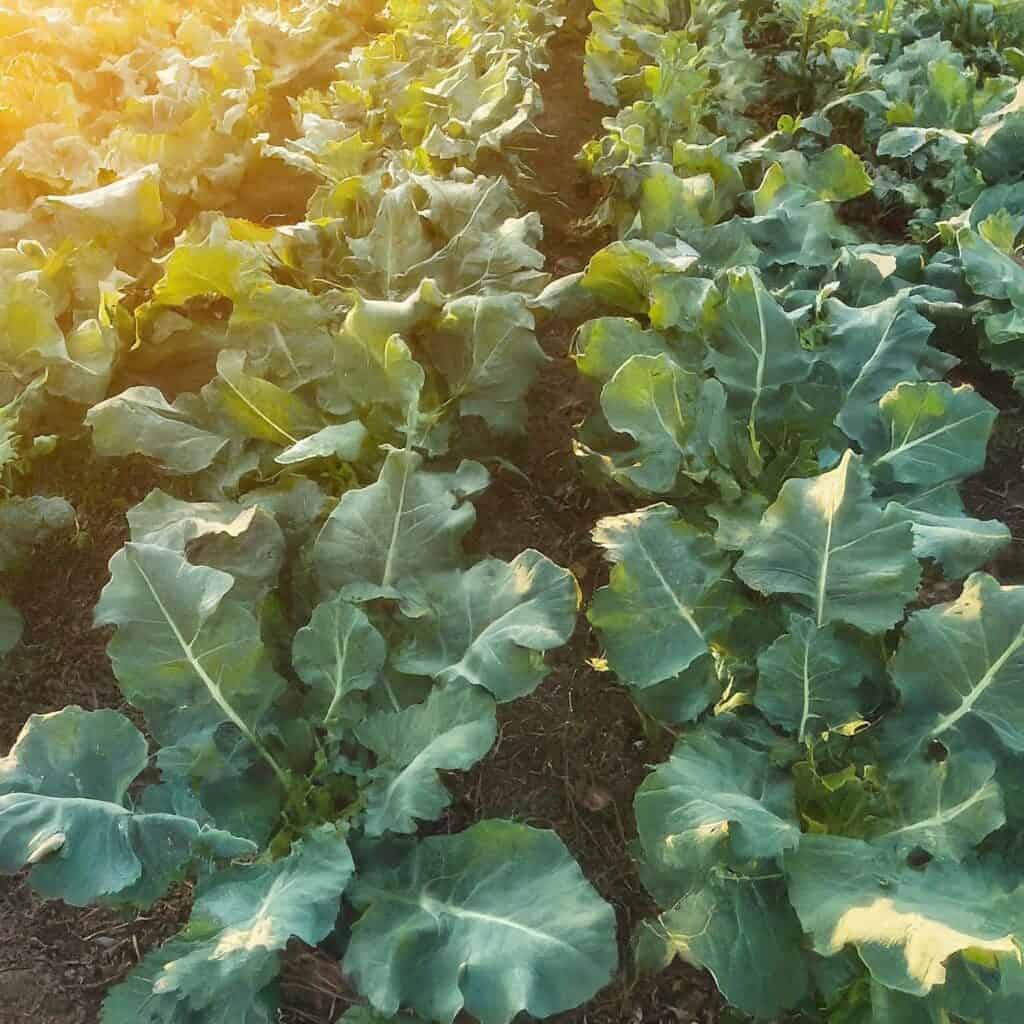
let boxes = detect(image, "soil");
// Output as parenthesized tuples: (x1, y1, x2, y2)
(2, 10, 1023, 1024)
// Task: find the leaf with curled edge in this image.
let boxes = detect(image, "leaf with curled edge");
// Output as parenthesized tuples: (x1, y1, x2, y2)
(393, 549, 578, 702)
(127, 490, 285, 603)
(634, 722, 801, 903)
(87, 387, 229, 474)
(0, 707, 254, 907)
(355, 686, 497, 836)
(102, 827, 352, 1023)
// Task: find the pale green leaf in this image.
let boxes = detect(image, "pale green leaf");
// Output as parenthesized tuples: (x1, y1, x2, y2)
(756, 616, 874, 741)
(356, 686, 497, 835)
(102, 827, 352, 1023)
(274, 422, 368, 465)
(87, 387, 228, 474)
(393, 550, 577, 701)
(293, 595, 386, 736)
(345, 821, 617, 1024)
(786, 835, 1020, 996)
(735, 451, 920, 633)
(868, 383, 998, 488)
(589, 505, 729, 688)
(314, 450, 487, 603)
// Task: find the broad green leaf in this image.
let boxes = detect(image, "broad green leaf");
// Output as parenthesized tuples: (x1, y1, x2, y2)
(401, 175, 546, 294)
(709, 492, 771, 551)
(126, 491, 285, 603)
(0, 708, 253, 907)
(293, 596, 386, 736)
(589, 505, 729, 688)
(824, 296, 936, 448)
(421, 295, 545, 434)
(868, 383, 998, 488)
(808, 144, 873, 202)
(658, 873, 809, 1018)
(224, 284, 335, 393)
(153, 221, 270, 307)
(633, 579, 777, 725)
(94, 544, 286, 769)
(635, 726, 800, 897)
(355, 686, 497, 835)
(756, 616, 874, 741)
(882, 483, 1010, 579)
(573, 316, 682, 381)
(274, 422, 368, 465)
(206, 350, 321, 446)
(347, 183, 434, 297)
(149, 729, 282, 847)
(745, 200, 850, 269)
(735, 451, 920, 634)
(314, 450, 487, 603)
(580, 238, 709, 330)
(393, 550, 577, 701)
(637, 163, 717, 235)
(599, 353, 721, 493)
(44, 166, 164, 240)
(238, 477, 328, 548)
(889, 573, 1024, 757)
(707, 267, 813, 443)
(345, 821, 617, 1024)
(873, 751, 1005, 860)
(786, 835, 1020, 996)
(102, 827, 352, 1023)
(87, 387, 228, 474)
(958, 226, 1024, 302)
(319, 330, 424, 430)
(0, 707, 146, 802)
(755, 147, 872, 209)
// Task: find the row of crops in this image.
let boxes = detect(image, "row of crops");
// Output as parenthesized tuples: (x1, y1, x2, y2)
(568, 0, 1024, 1021)
(1, 0, 1023, 1022)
